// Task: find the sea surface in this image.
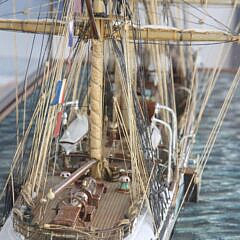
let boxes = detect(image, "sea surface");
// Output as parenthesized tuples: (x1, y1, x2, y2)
(172, 72, 240, 240)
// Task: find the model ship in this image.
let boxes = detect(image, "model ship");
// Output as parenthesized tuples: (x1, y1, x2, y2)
(0, 0, 239, 239)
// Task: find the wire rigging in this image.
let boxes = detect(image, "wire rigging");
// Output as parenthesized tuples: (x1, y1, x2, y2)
(183, 0, 234, 33)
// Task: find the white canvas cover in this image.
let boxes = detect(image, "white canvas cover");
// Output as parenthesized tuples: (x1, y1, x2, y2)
(60, 114, 88, 154)
(60, 114, 88, 144)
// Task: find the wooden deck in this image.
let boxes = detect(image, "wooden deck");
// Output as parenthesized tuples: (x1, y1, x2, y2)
(30, 177, 131, 231)
(13, 133, 133, 239)
(92, 182, 130, 229)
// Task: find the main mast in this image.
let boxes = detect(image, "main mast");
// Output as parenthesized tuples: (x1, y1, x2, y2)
(89, 0, 104, 178)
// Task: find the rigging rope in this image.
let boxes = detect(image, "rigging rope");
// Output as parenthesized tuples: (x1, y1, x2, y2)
(198, 66, 240, 174)
(138, 5, 232, 32)
(12, 0, 19, 146)
(175, 6, 239, 224)
(194, 5, 237, 134)
(183, 0, 233, 33)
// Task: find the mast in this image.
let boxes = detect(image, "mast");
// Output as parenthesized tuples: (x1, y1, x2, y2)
(89, 0, 105, 179)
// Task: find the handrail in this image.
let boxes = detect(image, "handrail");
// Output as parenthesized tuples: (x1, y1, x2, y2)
(154, 103, 177, 165)
(152, 117, 173, 185)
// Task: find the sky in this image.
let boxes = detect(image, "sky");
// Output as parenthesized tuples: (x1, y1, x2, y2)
(0, 0, 50, 57)
(0, 0, 50, 86)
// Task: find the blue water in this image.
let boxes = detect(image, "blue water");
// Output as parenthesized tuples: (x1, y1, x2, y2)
(173, 73, 240, 239)
(0, 57, 38, 218)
